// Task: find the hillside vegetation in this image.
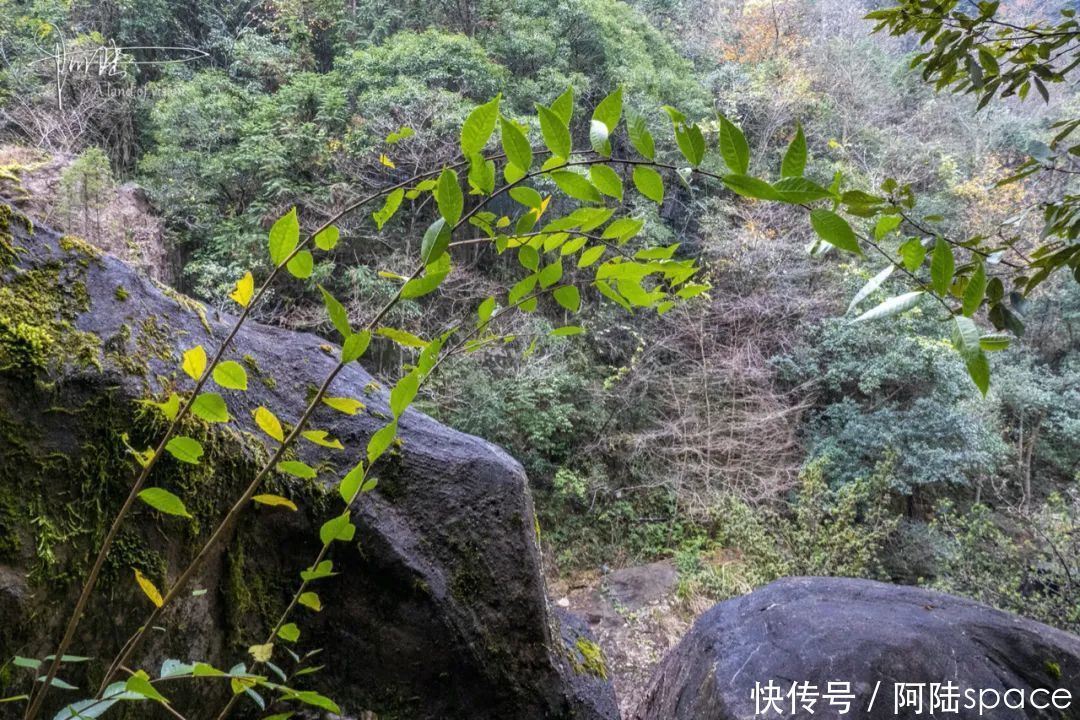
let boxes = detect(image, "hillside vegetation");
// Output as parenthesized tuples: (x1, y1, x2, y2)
(0, 1, 1078, 713)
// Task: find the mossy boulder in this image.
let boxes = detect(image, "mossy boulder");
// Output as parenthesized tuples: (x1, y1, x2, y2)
(0, 204, 617, 720)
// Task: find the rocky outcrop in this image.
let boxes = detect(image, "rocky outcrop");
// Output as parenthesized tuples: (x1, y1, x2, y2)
(0, 204, 616, 719)
(633, 577, 1080, 720)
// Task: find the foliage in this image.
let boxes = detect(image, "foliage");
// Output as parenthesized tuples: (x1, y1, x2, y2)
(930, 494, 1080, 633)
(674, 458, 899, 604)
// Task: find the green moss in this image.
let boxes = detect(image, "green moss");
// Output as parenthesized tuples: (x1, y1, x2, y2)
(572, 637, 608, 680)
(114, 285, 129, 301)
(59, 234, 101, 259)
(0, 204, 27, 268)
(154, 280, 214, 333)
(0, 258, 101, 373)
(243, 353, 278, 389)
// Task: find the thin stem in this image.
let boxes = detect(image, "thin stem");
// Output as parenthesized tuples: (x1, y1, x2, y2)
(23, 162, 470, 720)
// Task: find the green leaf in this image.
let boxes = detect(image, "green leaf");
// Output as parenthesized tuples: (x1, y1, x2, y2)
(518, 245, 540, 271)
(772, 177, 832, 203)
(846, 265, 894, 315)
(590, 86, 622, 155)
(277, 624, 300, 643)
(874, 215, 902, 241)
(320, 512, 356, 545)
(781, 123, 807, 177)
(138, 487, 192, 518)
(810, 209, 860, 254)
(286, 250, 313, 279)
(952, 316, 982, 360)
(401, 253, 452, 299)
(931, 238, 955, 295)
(367, 421, 398, 464)
(420, 218, 451, 264)
(341, 330, 371, 363)
(633, 166, 664, 204)
(718, 114, 750, 174)
(13, 657, 40, 670)
(213, 361, 248, 391)
(268, 208, 299, 266)
(980, 333, 1010, 352)
(298, 592, 322, 612)
(538, 259, 564, 288)
(126, 670, 168, 704)
(386, 125, 415, 144)
(962, 261, 987, 317)
(164, 436, 203, 465)
(550, 171, 601, 203)
(854, 291, 925, 322)
(468, 153, 495, 195)
(627, 110, 655, 160)
(966, 351, 990, 397)
(553, 285, 581, 312)
(314, 225, 339, 251)
(551, 325, 583, 336)
(478, 297, 497, 325)
(592, 86, 622, 133)
(589, 165, 623, 201)
(390, 371, 419, 418)
(318, 285, 351, 338)
(510, 186, 544, 209)
(578, 245, 605, 267)
(372, 188, 405, 230)
(550, 86, 574, 125)
(436, 168, 464, 226)
(500, 117, 533, 174)
(722, 174, 782, 201)
(191, 392, 229, 423)
(277, 461, 317, 479)
(376, 327, 428, 348)
(338, 462, 364, 502)
(300, 560, 335, 581)
(536, 103, 571, 159)
(674, 123, 705, 166)
(461, 94, 501, 157)
(899, 238, 927, 271)
(602, 218, 644, 243)
(254, 406, 285, 443)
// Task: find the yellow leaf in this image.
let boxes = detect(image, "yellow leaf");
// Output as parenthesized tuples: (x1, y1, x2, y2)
(182, 346, 207, 380)
(301, 430, 344, 449)
(537, 195, 552, 219)
(322, 397, 365, 415)
(134, 569, 163, 608)
(379, 153, 396, 169)
(252, 494, 298, 511)
(254, 406, 284, 442)
(229, 271, 254, 308)
(248, 642, 274, 663)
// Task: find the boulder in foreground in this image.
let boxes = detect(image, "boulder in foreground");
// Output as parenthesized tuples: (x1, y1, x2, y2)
(0, 203, 616, 719)
(633, 577, 1080, 720)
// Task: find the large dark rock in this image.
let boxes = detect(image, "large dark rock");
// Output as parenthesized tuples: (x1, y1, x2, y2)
(0, 204, 616, 719)
(633, 577, 1080, 720)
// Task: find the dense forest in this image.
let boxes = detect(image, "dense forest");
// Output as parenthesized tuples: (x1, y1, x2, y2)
(1, 0, 1079, 718)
